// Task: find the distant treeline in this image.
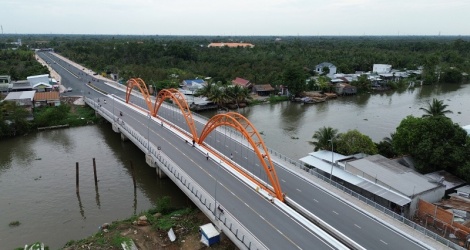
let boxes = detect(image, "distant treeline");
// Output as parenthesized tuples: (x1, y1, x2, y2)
(1, 35, 470, 85)
(0, 49, 49, 80)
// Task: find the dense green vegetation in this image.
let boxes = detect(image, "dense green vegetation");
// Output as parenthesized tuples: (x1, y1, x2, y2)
(310, 99, 470, 182)
(0, 101, 102, 138)
(0, 48, 49, 80)
(3, 34, 468, 95)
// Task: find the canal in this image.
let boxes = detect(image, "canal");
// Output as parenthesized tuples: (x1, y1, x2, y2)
(0, 124, 189, 249)
(202, 83, 470, 159)
(1, 82, 469, 249)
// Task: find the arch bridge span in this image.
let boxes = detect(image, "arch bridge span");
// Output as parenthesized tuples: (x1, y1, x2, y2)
(124, 78, 283, 201)
(198, 112, 284, 202)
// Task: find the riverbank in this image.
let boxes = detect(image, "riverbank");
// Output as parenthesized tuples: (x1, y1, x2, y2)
(61, 206, 235, 250)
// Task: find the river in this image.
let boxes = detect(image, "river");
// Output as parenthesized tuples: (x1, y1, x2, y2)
(0, 125, 189, 249)
(1, 83, 469, 249)
(201, 83, 470, 159)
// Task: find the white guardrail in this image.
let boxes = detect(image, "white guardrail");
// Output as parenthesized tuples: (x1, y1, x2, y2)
(86, 95, 356, 250)
(86, 97, 267, 250)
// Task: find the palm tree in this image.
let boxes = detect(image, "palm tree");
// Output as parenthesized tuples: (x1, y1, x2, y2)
(309, 126, 339, 151)
(420, 98, 453, 118)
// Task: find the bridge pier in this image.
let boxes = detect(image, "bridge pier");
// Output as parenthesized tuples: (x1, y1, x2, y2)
(146, 153, 167, 178)
(112, 122, 120, 133)
(95, 111, 102, 119)
(120, 133, 128, 141)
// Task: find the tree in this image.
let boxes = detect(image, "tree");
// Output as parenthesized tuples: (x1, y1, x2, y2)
(442, 67, 463, 83)
(283, 65, 307, 97)
(310, 126, 339, 151)
(315, 76, 331, 92)
(336, 129, 378, 155)
(350, 75, 371, 91)
(419, 98, 453, 118)
(376, 133, 396, 158)
(392, 116, 468, 173)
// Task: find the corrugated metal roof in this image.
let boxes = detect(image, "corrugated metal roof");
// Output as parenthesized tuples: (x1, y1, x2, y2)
(347, 155, 440, 197)
(4, 90, 36, 101)
(300, 154, 411, 206)
(34, 91, 60, 101)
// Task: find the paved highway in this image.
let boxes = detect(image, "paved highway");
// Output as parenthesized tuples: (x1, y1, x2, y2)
(39, 51, 430, 249)
(38, 52, 347, 249)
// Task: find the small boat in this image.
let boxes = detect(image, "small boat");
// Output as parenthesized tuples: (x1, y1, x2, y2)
(302, 97, 327, 104)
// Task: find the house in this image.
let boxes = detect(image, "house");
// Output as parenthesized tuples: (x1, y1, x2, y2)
(373, 64, 392, 73)
(34, 91, 60, 107)
(208, 42, 255, 48)
(424, 170, 466, 195)
(180, 79, 206, 93)
(3, 90, 36, 120)
(300, 152, 445, 217)
(345, 155, 445, 216)
(231, 77, 252, 89)
(253, 84, 275, 96)
(0, 75, 11, 92)
(335, 83, 357, 95)
(10, 80, 32, 92)
(315, 62, 337, 77)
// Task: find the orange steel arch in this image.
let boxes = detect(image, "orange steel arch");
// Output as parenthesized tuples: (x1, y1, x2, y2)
(125, 78, 154, 115)
(198, 112, 284, 202)
(153, 88, 198, 141)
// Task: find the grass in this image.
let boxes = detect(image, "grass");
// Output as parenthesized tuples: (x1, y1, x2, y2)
(15, 242, 49, 250)
(9, 221, 20, 227)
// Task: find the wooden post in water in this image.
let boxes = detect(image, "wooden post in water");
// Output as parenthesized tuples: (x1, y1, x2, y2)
(92, 158, 98, 187)
(76, 162, 79, 193)
(130, 160, 136, 189)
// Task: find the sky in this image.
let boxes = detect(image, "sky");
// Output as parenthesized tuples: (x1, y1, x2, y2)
(2, 0, 469, 36)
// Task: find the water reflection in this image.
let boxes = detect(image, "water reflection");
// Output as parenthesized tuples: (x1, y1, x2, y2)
(280, 102, 306, 133)
(40, 129, 75, 154)
(0, 134, 38, 172)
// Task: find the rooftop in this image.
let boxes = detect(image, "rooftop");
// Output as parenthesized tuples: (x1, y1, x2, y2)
(34, 91, 60, 101)
(231, 77, 251, 87)
(300, 152, 411, 206)
(4, 90, 36, 101)
(346, 155, 441, 197)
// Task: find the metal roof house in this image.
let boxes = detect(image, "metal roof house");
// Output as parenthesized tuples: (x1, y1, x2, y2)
(231, 77, 252, 88)
(345, 155, 445, 216)
(180, 79, 206, 92)
(300, 151, 445, 217)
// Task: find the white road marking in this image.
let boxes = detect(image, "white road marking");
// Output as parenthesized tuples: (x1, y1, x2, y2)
(354, 224, 361, 229)
(313, 199, 318, 203)
(380, 239, 388, 245)
(281, 179, 286, 183)
(296, 188, 302, 192)
(244, 156, 248, 160)
(332, 210, 339, 215)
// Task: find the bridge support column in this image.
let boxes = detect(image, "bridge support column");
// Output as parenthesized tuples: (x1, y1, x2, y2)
(156, 166, 167, 179)
(95, 111, 102, 118)
(153, 157, 167, 179)
(145, 153, 167, 178)
(120, 133, 128, 141)
(112, 122, 120, 133)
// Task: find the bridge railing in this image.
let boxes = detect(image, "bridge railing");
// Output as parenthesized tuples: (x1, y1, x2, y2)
(85, 97, 266, 250)
(90, 96, 461, 249)
(154, 152, 266, 250)
(264, 148, 464, 250)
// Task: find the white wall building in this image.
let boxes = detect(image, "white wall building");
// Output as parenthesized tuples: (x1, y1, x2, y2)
(315, 62, 337, 77)
(373, 64, 392, 73)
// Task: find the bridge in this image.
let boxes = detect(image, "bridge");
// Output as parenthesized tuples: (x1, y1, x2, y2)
(37, 51, 446, 250)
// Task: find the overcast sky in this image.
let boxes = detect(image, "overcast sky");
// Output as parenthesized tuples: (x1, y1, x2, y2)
(2, 0, 469, 36)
